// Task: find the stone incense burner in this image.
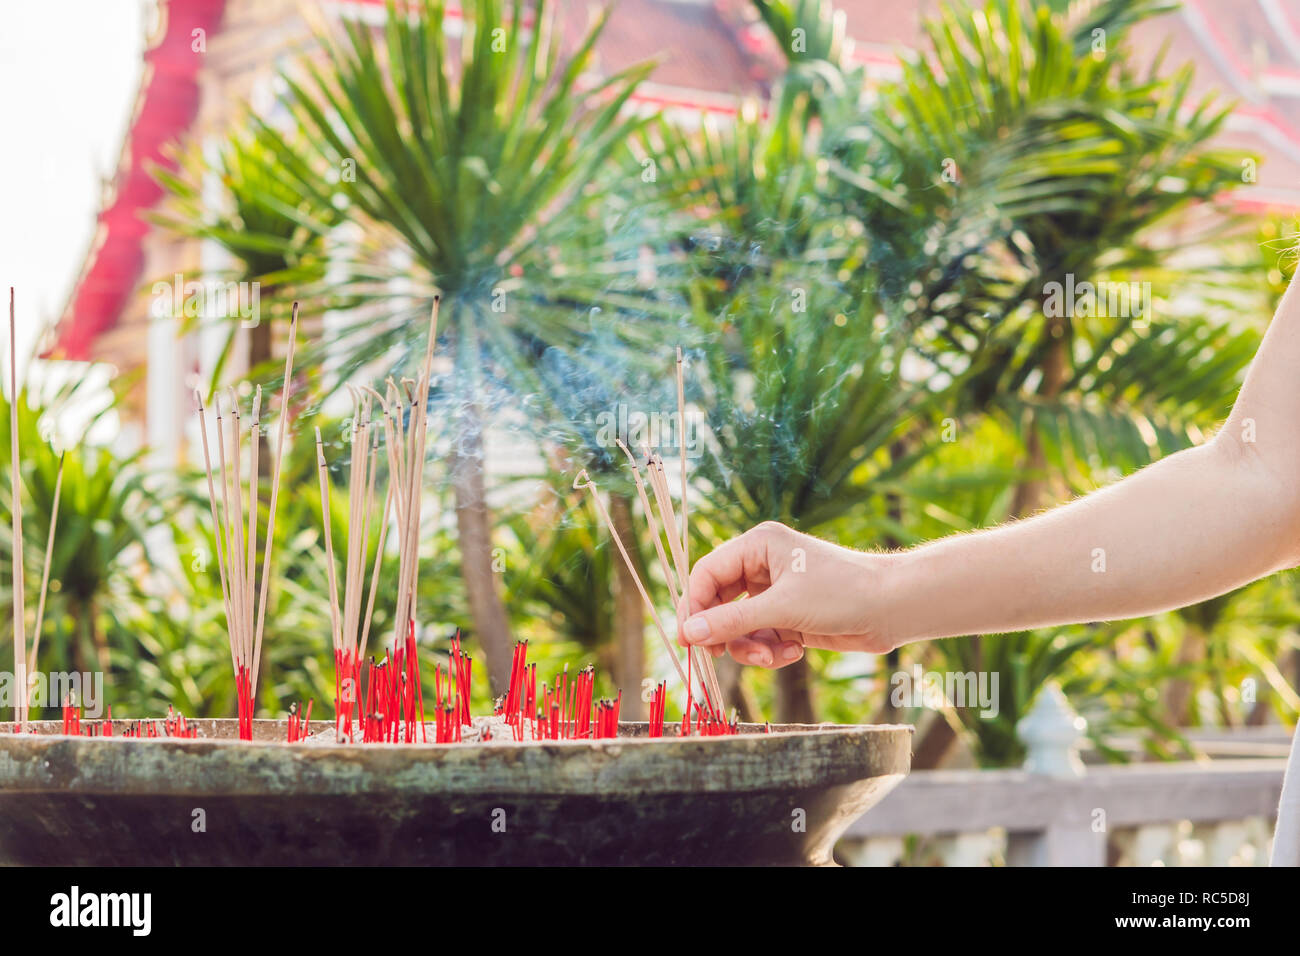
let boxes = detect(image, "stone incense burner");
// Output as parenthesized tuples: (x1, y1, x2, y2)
(0, 718, 911, 866)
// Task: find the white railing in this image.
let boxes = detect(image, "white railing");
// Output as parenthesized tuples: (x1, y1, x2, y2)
(839, 684, 1289, 866)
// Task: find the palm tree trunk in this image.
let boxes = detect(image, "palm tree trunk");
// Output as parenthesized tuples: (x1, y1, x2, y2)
(87, 597, 109, 677)
(775, 658, 816, 723)
(248, 311, 273, 381)
(449, 405, 513, 696)
(1162, 625, 1205, 727)
(715, 655, 761, 722)
(608, 492, 646, 720)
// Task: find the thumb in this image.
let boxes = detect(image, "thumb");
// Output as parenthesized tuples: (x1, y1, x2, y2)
(681, 590, 787, 647)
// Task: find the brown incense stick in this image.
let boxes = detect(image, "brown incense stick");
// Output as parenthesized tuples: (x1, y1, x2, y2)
(27, 452, 64, 675)
(315, 426, 344, 656)
(211, 396, 240, 670)
(392, 298, 440, 646)
(676, 347, 689, 569)
(354, 426, 380, 644)
(246, 386, 261, 665)
(8, 289, 26, 726)
(251, 305, 298, 687)
(226, 391, 248, 665)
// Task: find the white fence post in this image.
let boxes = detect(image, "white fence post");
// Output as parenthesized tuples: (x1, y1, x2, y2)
(1006, 683, 1107, 865)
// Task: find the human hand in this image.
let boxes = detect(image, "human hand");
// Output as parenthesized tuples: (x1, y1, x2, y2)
(680, 522, 898, 668)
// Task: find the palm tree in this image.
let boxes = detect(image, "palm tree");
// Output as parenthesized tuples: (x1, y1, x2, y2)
(153, 123, 333, 383)
(248, 0, 654, 692)
(827, 0, 1242, 501)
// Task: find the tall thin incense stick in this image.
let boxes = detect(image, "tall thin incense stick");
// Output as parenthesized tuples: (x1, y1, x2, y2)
(246, 386, 261, 665)
(227, 392, 248, 666)
(391, 298, 440, 646)
(251, 304, 298, 687)
(8, 289, 26, 727)
(676, 347, 689, 571)
(27, 452, 64, 675)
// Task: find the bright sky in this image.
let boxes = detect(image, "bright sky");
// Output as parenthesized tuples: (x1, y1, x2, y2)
(0, 1, 149, 374)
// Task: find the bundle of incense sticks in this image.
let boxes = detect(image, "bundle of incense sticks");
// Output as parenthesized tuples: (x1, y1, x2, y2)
(648, 680, 667, 737)
(574, 348, 728, 733)
(315, 389, 389, 740)
(495, 640, 622, 741)
(496, 639, 538, 734)
(60, 700, 197, 739)
(376, 297, 439, 650)
(317, 298, 440, 741)
(355, 623, 428, 743)
(285, 700, 313, 742)
(195, 304, 298, 740)
(430, 631, 472, 743)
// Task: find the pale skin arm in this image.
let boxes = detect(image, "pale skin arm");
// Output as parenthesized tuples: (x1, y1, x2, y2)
(681, 278, 1300, 668)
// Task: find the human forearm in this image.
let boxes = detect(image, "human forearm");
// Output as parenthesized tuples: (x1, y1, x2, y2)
(881, 437, 1299, 644)
(684, 278, 1300, 665)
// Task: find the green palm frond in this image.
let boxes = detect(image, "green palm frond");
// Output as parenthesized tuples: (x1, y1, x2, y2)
(250, 0, 656, 402)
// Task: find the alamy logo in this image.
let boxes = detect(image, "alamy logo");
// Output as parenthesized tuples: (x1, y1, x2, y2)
(889, 666, 1000, 718)
(1042, 273, 1151, 324)
(594, 404, 702, 458)
(0, 670, 103, 717)
(49, 886, 151, 936)
(152, 272, 261, 327)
